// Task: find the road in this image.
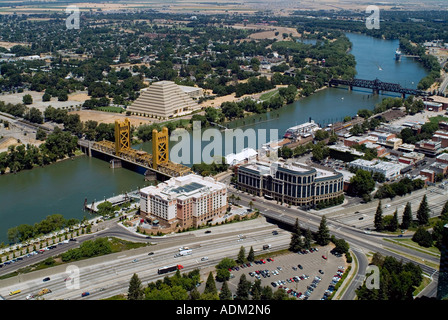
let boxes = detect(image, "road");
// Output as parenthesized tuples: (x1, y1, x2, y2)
(1, 183, 442, 300)
(1, 220, 285, 300)
(227, 186, 440, 299)
(0, 222, 156, 278)
(327, 184, 448, 230)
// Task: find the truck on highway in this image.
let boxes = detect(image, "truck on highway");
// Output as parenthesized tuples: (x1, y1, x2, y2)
(175, 249, 192, 257)
(37, 288, 51, 296)
(178, 246, 190, 251)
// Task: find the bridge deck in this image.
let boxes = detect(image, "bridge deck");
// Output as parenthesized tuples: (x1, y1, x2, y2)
(329, 78, 429, 97)
(78, 139, 191, 178)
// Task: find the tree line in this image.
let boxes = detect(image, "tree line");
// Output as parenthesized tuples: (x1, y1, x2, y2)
(374, 196, 448, 250)
(6, 214, 80, 244)
(0, 127, 78, 174)
(356, 252, 423, 300)
(61, 237, 112, 262)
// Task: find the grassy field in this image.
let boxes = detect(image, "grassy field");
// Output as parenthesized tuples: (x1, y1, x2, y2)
(391, 238, 440, 256)
(259, 89, 278, 101)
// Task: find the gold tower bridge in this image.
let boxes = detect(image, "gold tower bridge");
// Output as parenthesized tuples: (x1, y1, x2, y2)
(78, 118, 191, 179)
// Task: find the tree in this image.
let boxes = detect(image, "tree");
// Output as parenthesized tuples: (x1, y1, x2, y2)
(390, 210, 399, 232)
(289, 218, 303, 251)
(401, 202, 413, 229)
(374, 200, 384, 231)
(247, 246, 255, 262)
(57, 91, 68, 102)
(42, 92, 51, 102)
(96, 201, 115, 218)
(219, 280, 232, 300)
(251, 279, 262, 300)
(215, 258, 236, 282)
(332, 237, 350, 254)
(303, 228, 312, 250)
(236, 246, 246, 264)
(190, 287, 201, 300)
(273, 288, 290, 300)
(26, 107, 43, 124)
(204, 272, 217, 296)
(440, 200, 448, 222)
(36, 128, 47, 141)
(412, 226, 433, 247)
(23, 94, 33, 105)
(278, 146, 293, 159)
(316, 216, 330, 246)
(127, 273, 143, 300)
(349, 169, 375, 198)
(416, 195, 430, 225)
(260, 286, 273, 300)
(235, 274, 251, 300)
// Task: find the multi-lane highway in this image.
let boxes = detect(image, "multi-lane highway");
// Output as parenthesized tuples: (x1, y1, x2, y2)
(327, 184, 448, 230)
(1, 219, 286, 300)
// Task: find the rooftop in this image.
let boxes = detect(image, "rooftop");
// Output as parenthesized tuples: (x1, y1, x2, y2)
(140, 174, 226, 201)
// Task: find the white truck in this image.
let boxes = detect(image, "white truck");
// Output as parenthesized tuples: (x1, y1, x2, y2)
(175, 249, 192, 258)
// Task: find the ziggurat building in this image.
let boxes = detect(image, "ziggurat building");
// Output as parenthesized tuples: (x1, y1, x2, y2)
(128, 80, 200, 119)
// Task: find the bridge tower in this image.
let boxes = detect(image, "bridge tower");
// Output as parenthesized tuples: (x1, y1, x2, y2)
(114, 118, 131, 155)
(152, 127, 169, 170)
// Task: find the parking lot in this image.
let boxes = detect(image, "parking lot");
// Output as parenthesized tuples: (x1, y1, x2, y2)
(226, 245, 347, 300)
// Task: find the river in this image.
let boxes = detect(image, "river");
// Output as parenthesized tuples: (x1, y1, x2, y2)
(0, 33, 429, 244)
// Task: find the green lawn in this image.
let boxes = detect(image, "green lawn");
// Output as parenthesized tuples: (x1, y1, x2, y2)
(259, 89, 279, 101)
(393, 238, 440, 256)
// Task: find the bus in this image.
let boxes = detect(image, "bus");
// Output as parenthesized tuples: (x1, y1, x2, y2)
(9, 290, 21, 296)
(158, 264, 184, 274)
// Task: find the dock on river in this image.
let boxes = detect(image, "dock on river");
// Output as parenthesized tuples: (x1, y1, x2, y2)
(84, 190, 140, 213)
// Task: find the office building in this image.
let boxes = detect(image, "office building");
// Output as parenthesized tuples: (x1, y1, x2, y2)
(349, 159, 405, 181)
(237, 161, 344, 208)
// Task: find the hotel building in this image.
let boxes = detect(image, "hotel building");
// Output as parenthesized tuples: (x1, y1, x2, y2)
(139, 174, 227, 229)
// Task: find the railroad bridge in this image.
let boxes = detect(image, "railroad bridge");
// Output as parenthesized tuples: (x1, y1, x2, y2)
(328, 78, 430, 98)
(78, 118, 191, 179)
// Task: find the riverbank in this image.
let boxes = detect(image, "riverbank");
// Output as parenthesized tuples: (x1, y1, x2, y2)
(0, 32, 429, 245)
